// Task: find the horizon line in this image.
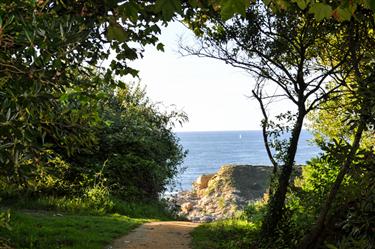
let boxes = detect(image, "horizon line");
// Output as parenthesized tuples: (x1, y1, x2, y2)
(174, 129, 261, 133)
(174, 128, 311, 133)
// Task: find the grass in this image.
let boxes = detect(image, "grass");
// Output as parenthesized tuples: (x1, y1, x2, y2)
(0, 211, 146, 249)
(191, 219, 259, 249)
(0, 195, 178, 249)
(111, 198, 176, 220)
(191, 201, 267, 249)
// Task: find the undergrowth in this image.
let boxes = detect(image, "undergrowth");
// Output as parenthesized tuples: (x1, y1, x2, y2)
(0, 211, 145, 249)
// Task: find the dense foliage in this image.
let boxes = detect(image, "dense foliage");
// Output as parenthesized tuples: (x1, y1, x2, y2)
(0, 0, 188, 198)
(0, 2, 188, 246)
(0, 0, 170, 184)
(0, 79, 186, 199)
(1, 0, 374, 248)
(97, 86, 187, 199)
(70, 84, 187, 200)
(184, 1, 375, 249)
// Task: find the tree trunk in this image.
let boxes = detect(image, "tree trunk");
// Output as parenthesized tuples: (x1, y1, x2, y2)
(298, 119, 365, 249)
(261, 112, 305, 238)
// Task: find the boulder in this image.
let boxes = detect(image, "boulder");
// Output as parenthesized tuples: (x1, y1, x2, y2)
(194, 174, 215, 190)
(174, 165, 274, 222)
(181, 202, 194, 213)
(200, 215, 214, 223)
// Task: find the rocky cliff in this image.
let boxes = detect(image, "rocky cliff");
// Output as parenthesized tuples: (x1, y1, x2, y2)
(175, 165, 273, 222)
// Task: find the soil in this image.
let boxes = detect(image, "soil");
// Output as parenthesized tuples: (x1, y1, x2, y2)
(106, 221, 200, 249)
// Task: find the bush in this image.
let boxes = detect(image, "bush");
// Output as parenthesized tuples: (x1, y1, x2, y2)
(72, 84, 187, 200)
(0, 82, 187, 202)
(286, 152, 375, 249)
(83, 185, 114, 214)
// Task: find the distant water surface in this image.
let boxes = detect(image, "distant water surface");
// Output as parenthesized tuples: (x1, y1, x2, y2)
(172, 130, 320, 191)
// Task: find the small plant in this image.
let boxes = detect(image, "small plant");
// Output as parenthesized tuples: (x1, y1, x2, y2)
(83, 184, 114, 214)
(0, 210, 11, 231)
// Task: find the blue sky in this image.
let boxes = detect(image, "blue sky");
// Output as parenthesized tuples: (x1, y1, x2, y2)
(128, 21, 266, 132)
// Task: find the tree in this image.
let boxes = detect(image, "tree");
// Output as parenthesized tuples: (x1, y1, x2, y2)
(299, 13, 375, 248)
(180, 2, 356, 240)
(0, 0, 184, 192)
(193, 0, 375, 22)
(69, 83, 188, 200)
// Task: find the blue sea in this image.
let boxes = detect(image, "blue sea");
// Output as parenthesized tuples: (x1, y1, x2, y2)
(172, 130, 321, 191)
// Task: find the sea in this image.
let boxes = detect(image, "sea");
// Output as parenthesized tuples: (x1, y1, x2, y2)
(171, 130, 321, 191)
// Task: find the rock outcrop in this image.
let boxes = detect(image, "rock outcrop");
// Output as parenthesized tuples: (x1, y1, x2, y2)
(174, 165, 273, 222)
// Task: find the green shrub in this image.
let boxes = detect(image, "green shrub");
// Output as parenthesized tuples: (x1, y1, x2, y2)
(0, 82, 186, 202)
(241, 200, 267, 223)
(67, 84, 187, 200)
(284, 152, 375, 249)
(83, 185, 114, 214)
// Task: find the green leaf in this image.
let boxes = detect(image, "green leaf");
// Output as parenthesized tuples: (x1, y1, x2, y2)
(120, 1, 140, 23)
(106, 23, 128, 42)
(156, 43, 165, 52)
(23, 28, 34, 45)
(104, 120, 113, 127)
(263, 0, 271, 6)
(220, 0, 250, 20)
(6, 108, 11, 121)
(334, 7, 352, 21)
(309, 3, 332, 21)
(293, 0, 308, 10)
(155, 0, 182, 21)
(325, 244, 338, 249)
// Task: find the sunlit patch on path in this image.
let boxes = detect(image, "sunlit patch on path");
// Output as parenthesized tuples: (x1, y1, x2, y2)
(107, 221, 200, 249)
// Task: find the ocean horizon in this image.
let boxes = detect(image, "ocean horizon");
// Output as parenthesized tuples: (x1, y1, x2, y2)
(171, 130, 321, 191)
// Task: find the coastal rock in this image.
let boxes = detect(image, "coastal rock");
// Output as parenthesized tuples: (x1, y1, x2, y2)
(181, 202, 194, 213)
(194, 174, 215, 190)
(200, 215, 214, 223)
(173, 165, 273, 222)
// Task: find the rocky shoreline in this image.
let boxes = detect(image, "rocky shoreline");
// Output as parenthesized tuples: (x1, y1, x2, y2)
(171, 165, 273, 222)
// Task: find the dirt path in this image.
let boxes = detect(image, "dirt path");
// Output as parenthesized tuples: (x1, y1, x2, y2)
(107, 221, 200, 249)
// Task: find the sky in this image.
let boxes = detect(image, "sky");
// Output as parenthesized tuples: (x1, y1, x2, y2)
(127, 21, 274, 132)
